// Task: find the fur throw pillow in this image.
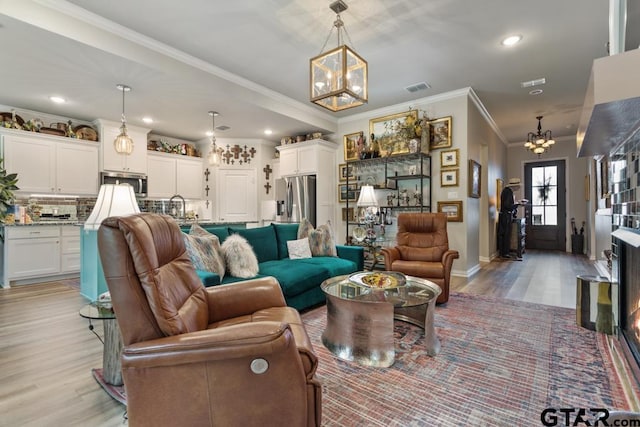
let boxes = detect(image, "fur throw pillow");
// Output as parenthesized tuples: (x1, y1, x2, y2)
(297, 219, 337, 257)
(221, 234, 259, 278)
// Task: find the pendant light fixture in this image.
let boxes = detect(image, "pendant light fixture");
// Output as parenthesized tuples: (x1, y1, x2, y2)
(524, 115, 555, 156)
(207, 111, 222, 167)
(114, 84, 134, 155)
(310, 0, 367, 112)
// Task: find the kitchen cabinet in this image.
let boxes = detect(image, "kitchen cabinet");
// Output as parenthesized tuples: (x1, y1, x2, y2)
(216, 168, 257, 222)
(2, 131, 99, 196)
(277, 139, 334, 177)
(1, 225, 81, 287)
(94, 119, 149, 174)
(147, 152, 203, 199)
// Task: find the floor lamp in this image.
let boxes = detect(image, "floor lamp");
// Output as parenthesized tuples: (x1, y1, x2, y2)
(80, 184, 140, 301)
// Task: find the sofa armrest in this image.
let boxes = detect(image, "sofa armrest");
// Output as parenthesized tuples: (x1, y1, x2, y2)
(122, 321, 295, 367)
(442, 249, 460, 282)
(206, 276, 286, 322)
(381, 247, 401, 270)
(336, 245, 364, 270)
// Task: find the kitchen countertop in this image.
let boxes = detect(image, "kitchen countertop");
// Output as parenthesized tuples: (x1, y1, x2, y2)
(1, 220, 81, 227)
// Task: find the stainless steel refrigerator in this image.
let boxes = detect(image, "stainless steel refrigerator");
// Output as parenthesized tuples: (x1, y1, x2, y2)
(275, 175, 316, 225)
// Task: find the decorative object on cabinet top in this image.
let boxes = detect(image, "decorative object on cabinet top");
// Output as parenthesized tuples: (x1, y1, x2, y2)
(1, 109, 99, 141)
(280, 133, 324, 145)
(147, 137, 200, 157)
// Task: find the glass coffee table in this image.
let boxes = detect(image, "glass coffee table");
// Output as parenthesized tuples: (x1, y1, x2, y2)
(320, 272, 441, 367)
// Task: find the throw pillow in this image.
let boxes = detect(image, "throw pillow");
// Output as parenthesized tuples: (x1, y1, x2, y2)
(298, 219, 337, 257)
(182, 233, 226, 279)
(221, 234, 259, 278)
(287, 237, 312, 259)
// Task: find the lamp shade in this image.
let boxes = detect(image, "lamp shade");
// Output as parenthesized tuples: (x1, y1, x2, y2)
(356, 185, 378, 207)
(84, 184, 140, 230)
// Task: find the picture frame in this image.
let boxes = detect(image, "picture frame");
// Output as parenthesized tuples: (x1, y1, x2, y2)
(429, 116, 452, 150)
(437, 201, 463, 222)
(584, 175, 590, 201)
(338, 183, 359, 202)
(440, 148, 459, 168)
(369, 110, 419, 157)
(339, 163, 356, 182)
(341, 207, 356, 222)
(468, 159, 481, 198)
(343, 132, 362, 161)
(496, 178, 504, 212)
(441, 169, 459, 187)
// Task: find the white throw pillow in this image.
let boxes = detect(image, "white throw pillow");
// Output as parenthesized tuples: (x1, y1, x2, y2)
(287, 237, 312, 259)
(221, 234, 259, 278)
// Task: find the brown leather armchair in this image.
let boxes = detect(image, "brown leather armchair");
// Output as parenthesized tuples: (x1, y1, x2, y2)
(381, 213, 459, 304)
(97, 213, 321, 426)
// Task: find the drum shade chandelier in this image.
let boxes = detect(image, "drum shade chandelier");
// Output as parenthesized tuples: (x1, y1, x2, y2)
(310, 0, 367, 112)
(207, 111, 222, 167)
(114, 84, 134, 155)
(524, 115, 555, 156)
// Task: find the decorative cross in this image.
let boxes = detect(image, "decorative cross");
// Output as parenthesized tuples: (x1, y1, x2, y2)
(249, 147, 256, 158)
(263, 164, 272, 180)
(204, 168, 210, 182)
(205, 185, 210, 197)
(205, 200, 210, 209)
(231, 144, 242, 159)
(223, 150, 233, 164)
(240, 149, 250, 164)
(264, 182, 272, 194)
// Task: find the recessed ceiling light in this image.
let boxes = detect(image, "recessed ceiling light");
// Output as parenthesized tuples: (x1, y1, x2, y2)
(49, 96, 66, 104)
(501, 35, 522, 47)
(529, 89, 544, 95)
(264, 129, 273, 135)
(142, 117, 153, 124)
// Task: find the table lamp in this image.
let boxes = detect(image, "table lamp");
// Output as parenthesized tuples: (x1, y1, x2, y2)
(81, 183, 140, 301)
(357, 184, 378, 239)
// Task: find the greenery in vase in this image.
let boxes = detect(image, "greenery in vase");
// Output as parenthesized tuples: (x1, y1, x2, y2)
(0, 158, 19, 220)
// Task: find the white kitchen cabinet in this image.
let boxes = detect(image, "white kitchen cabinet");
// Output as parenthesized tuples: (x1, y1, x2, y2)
(94, 119, 149, 174)
(2, 131, 99, 196)
(276, 139, 334, 177)
(61, 226, 81, 273)
(216, 168, 257, 222)
(147, 152, 203, 199)
(1, 225, 81, 287)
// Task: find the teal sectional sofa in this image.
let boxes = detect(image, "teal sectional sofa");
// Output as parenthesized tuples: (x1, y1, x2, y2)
(180, 223, 364, 311)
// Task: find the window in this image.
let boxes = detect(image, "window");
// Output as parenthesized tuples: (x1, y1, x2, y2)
(531, 165, 557, 225)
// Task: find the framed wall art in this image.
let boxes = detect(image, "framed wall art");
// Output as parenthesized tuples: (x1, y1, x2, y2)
(441, 169, 459, 187)
(341, 207, 356, 222)
(496, 178, 504, 211)
(440, 148, 459, 168)
(437, 201, 463, 222)
(339, 163, 356, 182)
(338, 183, 359, 202)
(343, 132, 362, 161)
(369, 110, 418, 157)
(469, 159, 481, 198)
(429, 116, 452, 150)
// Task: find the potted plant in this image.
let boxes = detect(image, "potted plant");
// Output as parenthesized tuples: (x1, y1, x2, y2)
(0, 157, 19, 220)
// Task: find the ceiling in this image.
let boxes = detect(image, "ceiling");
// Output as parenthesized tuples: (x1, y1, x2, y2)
(1, 0, 639, 146)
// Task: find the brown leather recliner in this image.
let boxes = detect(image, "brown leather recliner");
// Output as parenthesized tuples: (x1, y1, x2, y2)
(97, 213, 321, 427)
(381, 213, 459, 304)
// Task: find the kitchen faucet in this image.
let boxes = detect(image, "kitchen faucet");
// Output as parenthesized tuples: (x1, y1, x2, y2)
(169, 194, 186, 221)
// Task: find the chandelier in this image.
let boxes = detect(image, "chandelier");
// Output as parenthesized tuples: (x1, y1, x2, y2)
(114, 84, 134, 155)
(524, 115, 555, 156)
(310, 0, 367, 112)
(207, 111, 222, 167)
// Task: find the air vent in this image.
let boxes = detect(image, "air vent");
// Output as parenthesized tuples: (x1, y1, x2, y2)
(520, 78, 546, 88)
(405, 82, 431, 93)
(216, 125, 230, 131)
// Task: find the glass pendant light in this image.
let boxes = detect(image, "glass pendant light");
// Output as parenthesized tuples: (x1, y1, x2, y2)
(114, 84, 134, 155)
(207, 111, 221, 166)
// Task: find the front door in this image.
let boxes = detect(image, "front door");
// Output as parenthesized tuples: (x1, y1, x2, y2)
(524, 160, 566, 250)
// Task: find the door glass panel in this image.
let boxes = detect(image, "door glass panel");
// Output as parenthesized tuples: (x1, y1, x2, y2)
(530, 165, 558, 226)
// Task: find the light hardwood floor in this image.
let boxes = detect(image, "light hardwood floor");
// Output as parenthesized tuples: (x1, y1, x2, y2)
(0, 250, 600, 426)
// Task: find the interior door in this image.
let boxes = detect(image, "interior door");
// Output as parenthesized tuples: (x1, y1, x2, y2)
(524, 160, 566, 250)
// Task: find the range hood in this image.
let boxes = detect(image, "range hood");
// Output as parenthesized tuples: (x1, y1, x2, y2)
(577, 48, 640, 157)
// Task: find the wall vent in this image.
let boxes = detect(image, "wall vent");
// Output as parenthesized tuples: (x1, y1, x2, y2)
(520, 78, 546, 88)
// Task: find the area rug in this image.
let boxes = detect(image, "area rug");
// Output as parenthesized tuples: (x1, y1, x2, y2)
(302, 293, 635, 426)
